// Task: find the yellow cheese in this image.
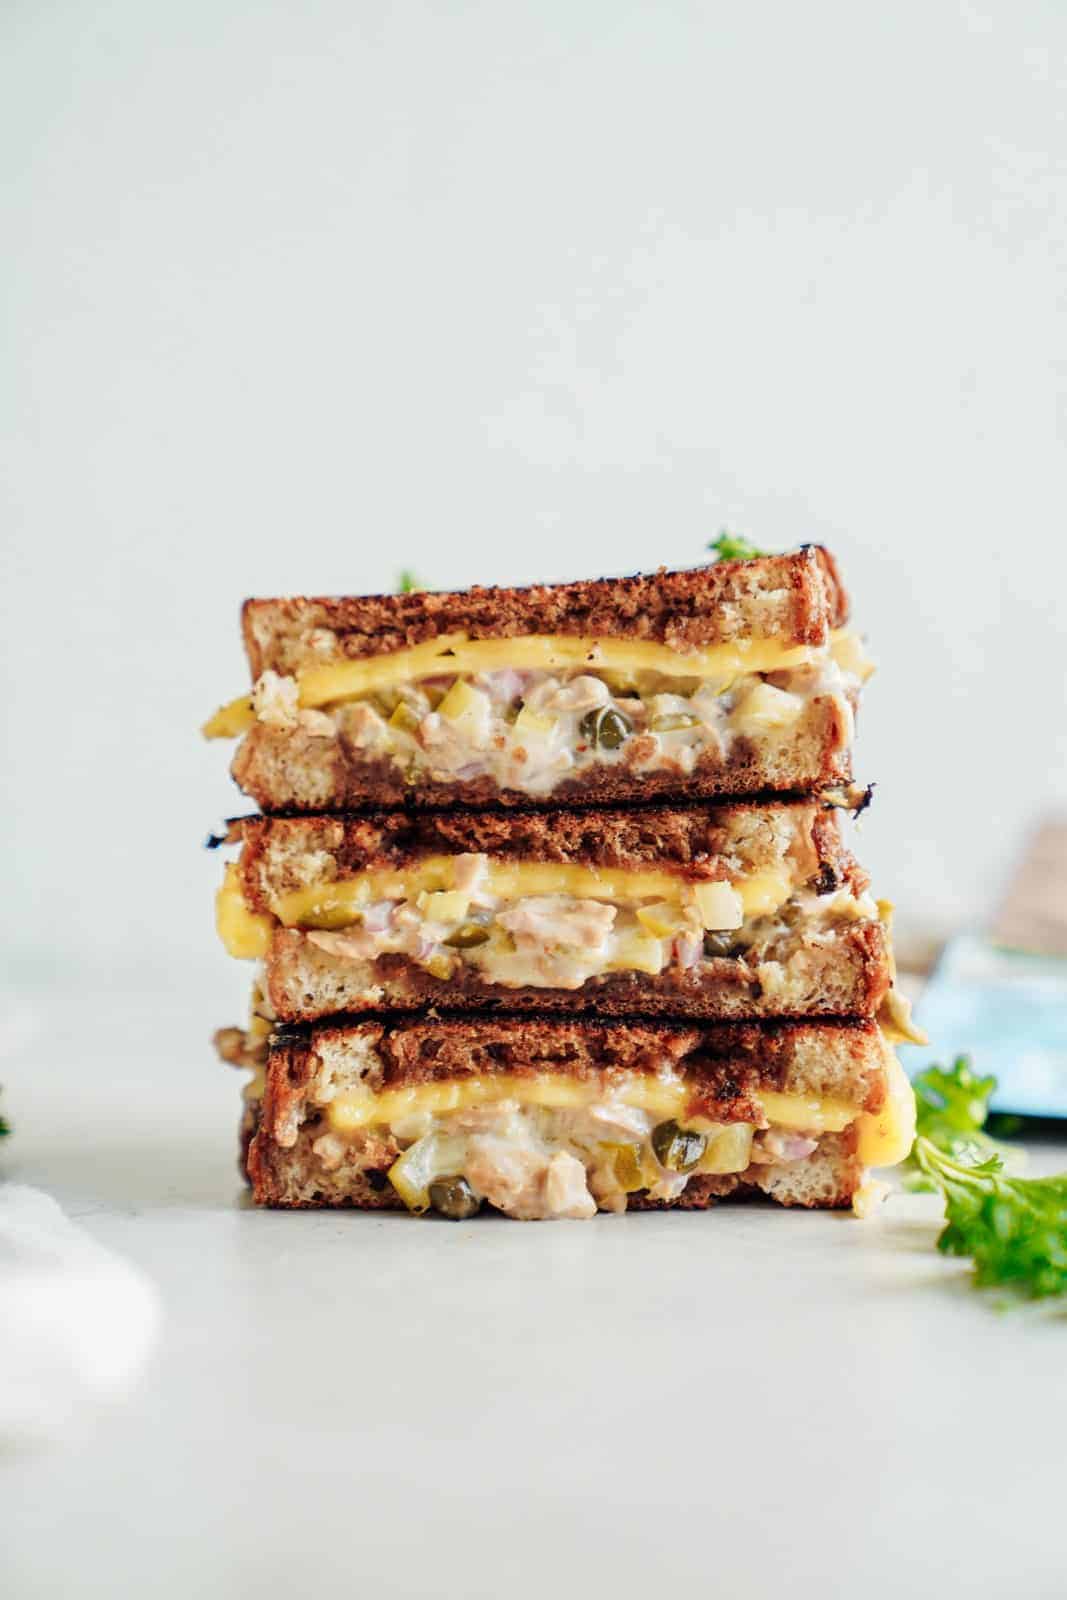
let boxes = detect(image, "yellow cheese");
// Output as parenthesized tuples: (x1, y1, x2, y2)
(204, 628, 869, 738)
(325, 1058, 914, 1175)
(325, 1042, 913, 1172)
(328, 1072, 854, 1137)
(327, 1074, 681, 1133)
(202, 693, 255, 740)
(216, 864, 273, 959)
(757, 1091, 857, 1134)
(296, 632, 819, 708)
(855, 1043, 916, 1167)
(272, 858, 795, 929)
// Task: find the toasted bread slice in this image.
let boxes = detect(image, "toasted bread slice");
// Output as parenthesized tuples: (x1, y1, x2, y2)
(241, 547, 849, 677)
(210, 548, 863, 811)
(244, 1015, 910, 1215)
(216, 801, 891, 1023)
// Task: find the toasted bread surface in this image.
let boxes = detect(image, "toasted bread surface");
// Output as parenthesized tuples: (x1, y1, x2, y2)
(235, 798, 861, 908)
(255, 1014, 886, 1128)
(241, 547, 848, 678)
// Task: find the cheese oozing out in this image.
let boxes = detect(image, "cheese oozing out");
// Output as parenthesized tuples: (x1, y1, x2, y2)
(322, 1042, 915, 1171)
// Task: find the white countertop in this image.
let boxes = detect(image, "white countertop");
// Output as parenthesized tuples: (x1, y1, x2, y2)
(3, 988, 1066, 1600)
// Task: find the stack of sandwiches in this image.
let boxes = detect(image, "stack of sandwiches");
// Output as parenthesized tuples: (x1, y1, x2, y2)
(206, 545, 918, 1220)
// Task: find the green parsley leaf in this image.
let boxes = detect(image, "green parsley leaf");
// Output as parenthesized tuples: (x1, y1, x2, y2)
(912, 1055, 999, 1158)
(397, 570, 425, 594)
(913, 1137, 1067, 1299)
(707, 531, 766, 561)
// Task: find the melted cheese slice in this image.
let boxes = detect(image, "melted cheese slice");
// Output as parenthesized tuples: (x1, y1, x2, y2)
(855, 1043, 916, 1167)
(216, 864, 273, 959)
(202, 626, 869, 737)
(271, 860, 795, 930)
(202, 695, 256, 739)
(324, 1056, 915, 1172)
(296, 632, 818, 707)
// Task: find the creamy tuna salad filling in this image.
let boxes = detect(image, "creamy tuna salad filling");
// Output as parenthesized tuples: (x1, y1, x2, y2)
(208, 629, 871, 796)
(297, 1071, 868, 1220)
(218, 844, 884, 992)
(304, 880, 881, 990)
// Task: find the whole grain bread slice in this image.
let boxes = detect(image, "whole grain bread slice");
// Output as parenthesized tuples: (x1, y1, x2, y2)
(241, 546, 848, 677)
(234, 797, 862, 910)
(247, 1014, 885, 1210)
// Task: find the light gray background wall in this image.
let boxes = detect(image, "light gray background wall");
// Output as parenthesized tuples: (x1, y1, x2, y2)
(3, 1, 1065, 1014)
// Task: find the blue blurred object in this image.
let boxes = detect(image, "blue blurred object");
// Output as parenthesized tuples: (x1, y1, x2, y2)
(914, 934, 1067, 1118)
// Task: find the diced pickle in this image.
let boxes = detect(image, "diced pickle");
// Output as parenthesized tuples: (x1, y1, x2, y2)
(650, 711, 698, 732)
(578, 706, 633, 750)
(651, 1119, 708, 1173)
(697, 1124, 755, 1175)
(388, 701, 422, 735)
(608, 1144, 658, 1193)
(598, 668, 641, 696)
(424, 951, 457, 980)
(428, 1176, 481, 1220)
(444, 922, 491, 949)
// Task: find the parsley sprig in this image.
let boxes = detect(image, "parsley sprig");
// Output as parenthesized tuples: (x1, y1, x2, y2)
(397, 570, 425, 594)
(913, 1138, 1067, 1299)
(908, 1055, 1067, 1299)
(707, 531, 766, 561)
(911, 1056, 1006, 1164)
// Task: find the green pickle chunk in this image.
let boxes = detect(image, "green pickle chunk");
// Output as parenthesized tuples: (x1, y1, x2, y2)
(651, 1120, 708, 1173)
(444, 922, 491, 949)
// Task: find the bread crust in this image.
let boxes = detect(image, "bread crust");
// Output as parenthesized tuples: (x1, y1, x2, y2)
(231, 695, 852, 813)
(235, 798, 862, 908)
(241, 547, 849, 677)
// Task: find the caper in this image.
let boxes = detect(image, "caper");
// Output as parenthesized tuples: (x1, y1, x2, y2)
(579, 706, 633, 750)
(444, 922, 491, 949)
(703, 929, 744, 959)
(651, 1119, 708, 1173)
(428, 1175, 481, 1219)
(651, 712, 698, 733)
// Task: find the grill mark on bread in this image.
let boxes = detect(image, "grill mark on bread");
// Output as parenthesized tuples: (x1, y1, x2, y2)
(240, 547, 849, 677)
(234, 798, 853, 908)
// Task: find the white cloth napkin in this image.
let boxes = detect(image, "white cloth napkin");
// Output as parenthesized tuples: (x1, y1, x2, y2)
(0, 1184, 161, 1445)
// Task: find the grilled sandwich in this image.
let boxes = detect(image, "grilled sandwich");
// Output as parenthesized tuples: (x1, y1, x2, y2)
(215, 800, 896, 1023)
(240, 1015, 915, 1217)
(203, 547, 872, 811)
